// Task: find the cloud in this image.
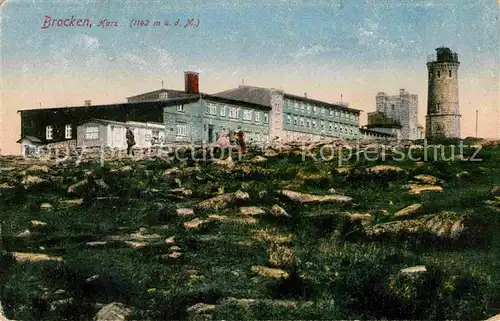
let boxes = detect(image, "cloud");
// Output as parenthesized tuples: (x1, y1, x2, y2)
(290, 45, 340, 60)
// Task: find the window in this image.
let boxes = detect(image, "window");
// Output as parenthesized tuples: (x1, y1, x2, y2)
(229, 107, 239, 119)
(159, 92, 169, 99)
(243, 109, 252, 121)
(176, 123, 188, 136)
(437, 71, 441, 78)
(306, 119, 311, 127)
(321, 107, 325, 114)
(335, 123, 339, 131)
(449, 70, 452, 77)
(300, 103, 305, 111)
(286, 115, 292, 124)
(264, 114, 268, 123)
(46, 125, 53, 140)
(85, 126, 98, 140)
(293, 116, 298, 125)
(335, 111, 340, 117)
(350, 114, 355, 121)
(307, 105, 311, 113)
(320, 121, 324, 130)
(312, 120, 316, 128)
(329, 109, 333, 116)
(436, 103, 440, 113)
(220, 105, 226, 117)
(65, 124, 72, 139)
(176, 105, 184, 112)
(255, 111, 260, 122)
(294, 102, 299, 110)
(299, 118, 304, 126)
(329, 123, 333, 131)
(313, 106, 317, 113)
(206, 103, 216, 115)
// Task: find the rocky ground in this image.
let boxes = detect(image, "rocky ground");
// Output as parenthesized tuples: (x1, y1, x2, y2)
(0, 139, 499, 320)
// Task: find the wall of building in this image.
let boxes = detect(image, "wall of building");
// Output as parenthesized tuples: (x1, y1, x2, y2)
(163, 98, 270, 144)
(281, 97, 360, 140)
(77, 122, 108, 148)
(20, 102, 166, 143)
(374, 89, 419, 140)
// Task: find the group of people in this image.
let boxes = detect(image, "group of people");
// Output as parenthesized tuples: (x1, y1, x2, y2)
(217, 126, 247, 154)
(125, 125, 249, 156)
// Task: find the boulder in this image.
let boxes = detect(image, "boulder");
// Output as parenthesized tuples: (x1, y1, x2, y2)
(394, 204, 423, 217)
(196, 194, 233, 212)
(164, 167, 181, 176)
(30, 220, 47, 228)
(251, 155, 268, 163)
(234, 190, 250, 201)
(413, 174, 440, 185)
(67, 179, 88, 195)
(12, 252, 63, 263)
(21, 176, 45, 185)
(26, 165, 50, 173)
(366, 213, 464, 240)
(184, 218, 208, 230)
(400, 265, 427, 275)
(176, 208, 195, 216)
(240, 206, 266, 216)
(251, 265, 289, 279)
(40, 203, 53, 210)
(281, 190, 353, 204)
(165, 236, 176, 244)
(186, 302, 216, 315)
(408, 184, 443, 195)
(94, 302, 132, 321)
(366, 165, 404, 173)
(270, 205, 291, 217)
(491, 185, 500, 197)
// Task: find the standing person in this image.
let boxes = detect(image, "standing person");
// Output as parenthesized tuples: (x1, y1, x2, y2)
(126, 126, 136, 156)
(236, 126, 247, 154)
(218, 126, 229, 148)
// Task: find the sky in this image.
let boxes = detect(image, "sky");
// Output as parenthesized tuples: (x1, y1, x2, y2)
(1, 0, 499, 154)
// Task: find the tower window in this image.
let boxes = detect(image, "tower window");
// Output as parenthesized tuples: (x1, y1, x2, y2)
(437, 71, 441, 78)
(449, 70, 452, 77)
(436, 103, 440, 113)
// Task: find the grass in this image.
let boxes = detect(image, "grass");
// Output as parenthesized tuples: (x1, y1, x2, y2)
(0, 142, 499, 320)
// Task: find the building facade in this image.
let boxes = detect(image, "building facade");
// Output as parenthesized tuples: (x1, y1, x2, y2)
(426, 47, 461, 138)
(373, 89, 419, 140)
(76, 119, 166, 149)
(215, 86, 362, 142)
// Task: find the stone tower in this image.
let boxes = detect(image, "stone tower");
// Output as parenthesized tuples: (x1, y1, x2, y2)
(426, 47, 461, 138)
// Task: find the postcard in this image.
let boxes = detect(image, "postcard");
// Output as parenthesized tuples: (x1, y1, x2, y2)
(0, 1, 499, 320)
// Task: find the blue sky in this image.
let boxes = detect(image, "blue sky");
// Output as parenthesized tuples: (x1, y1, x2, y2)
(1, 0, 499, 153)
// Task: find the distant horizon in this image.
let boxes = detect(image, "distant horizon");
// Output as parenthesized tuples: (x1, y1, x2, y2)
(1, 0, 498, 155)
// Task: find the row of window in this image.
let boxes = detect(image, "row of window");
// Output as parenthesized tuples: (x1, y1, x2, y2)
(46, 124, 72, 140)
(430, 70, 453, 78)
(285, 115, 358, 134)
(284, 100, 358, 121)
(203, 102, 268, 123)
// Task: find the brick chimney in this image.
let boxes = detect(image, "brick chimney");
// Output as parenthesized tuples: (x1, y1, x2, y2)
(184, 71, 199, 94)
(84, 100, 91, 106)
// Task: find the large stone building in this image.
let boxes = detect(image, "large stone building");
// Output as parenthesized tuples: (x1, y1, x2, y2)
(426, 47, 461, 138)
(215, 86, 362, 141)
(367, 89, 419, 140)
(17, 71, 367, 154)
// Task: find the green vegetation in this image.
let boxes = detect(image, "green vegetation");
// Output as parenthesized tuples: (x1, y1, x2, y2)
(0, 141, 499, 320)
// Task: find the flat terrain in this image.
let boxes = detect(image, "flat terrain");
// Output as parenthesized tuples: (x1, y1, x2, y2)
(0, 140, 499, 320)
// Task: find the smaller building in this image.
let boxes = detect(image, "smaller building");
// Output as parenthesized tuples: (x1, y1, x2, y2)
(76, 119, 165, 149)
(17, 136, 45, 156)
(359, 127, 396, 140)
